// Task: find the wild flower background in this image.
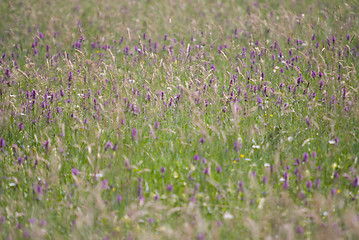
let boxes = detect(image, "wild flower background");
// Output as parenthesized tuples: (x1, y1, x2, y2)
(1, 0, 359, 239)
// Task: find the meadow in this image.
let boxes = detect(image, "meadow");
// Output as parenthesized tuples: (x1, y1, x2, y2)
(1, 0, 359, 239)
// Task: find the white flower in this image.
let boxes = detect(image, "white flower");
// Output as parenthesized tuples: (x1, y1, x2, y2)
(223, 211, 234, 219)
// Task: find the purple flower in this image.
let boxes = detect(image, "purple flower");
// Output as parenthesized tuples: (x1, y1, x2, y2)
(104, 141, 112, 151)
(18, 122, 24, 131)
(311, 151, 317, 158)
(234, 140, 241, 152)
(43, 140, 49, 150)
(39, 32, 44, 39)
(353, 177, 358, 187)
(334, 137, 339, 145)
(331, 188, 336, 196)
(303, 152, 309, 162)
(296, 225, 303, 235)
(200, 136, 205, 144)
(216, 166, 222, 173)
(167, 184, 173, 192)
(210, 64, 216, 71)
(154, 194, 159, 201)
(148, 218, 154, 224)
(18, 157, 23, 164)
(315, 178, 320, 189)
(0, 138, 5, 148)
(161, 166, 165, 174)
(306, 180, 312, 189)
(193, 155, 200, 161)
(311, 70, 316, 78)
(132, 127, 138, 141)
(72, 168, 79, 175)
(117, 195, 122, 203)
(154, 121, 160, 130)
(256, 96, 263, 107)
(305, 117, 312, 127)
(36, 183, 43, 195)
(202, 158, 207, 164)
(102, 180, 108, 190)
(283, 181, 289, 190)
(28, 218, 36, 224)
(203, 167, 210, 175)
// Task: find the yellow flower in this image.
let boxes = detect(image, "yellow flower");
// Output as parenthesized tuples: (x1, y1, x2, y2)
(337, 189, 341, 194)
(270, 114, 273, 117)
(58, 103, 61, 105)
(233, 160, 237, 164)
(240, 154, 245, 158)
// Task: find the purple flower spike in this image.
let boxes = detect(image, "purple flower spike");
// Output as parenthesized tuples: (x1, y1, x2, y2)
(353, 177, 358, 187)
(104, 141, 112, 151)
(210, 64, 216, 71)
(72, 168, 79, 175)
(161, 166, 165, 174)
(306, 180, 312, 189)
(234, 140, 241, 152)
(154, 121, 160, 130)
(19, 122, 24, 131)
(193, 155, 200, 161)
(296, 225, 303, 235)
(200, 136, 205, 144)
(305, 117, 312, 127)
(331, 188, 336, 196)
(216, 166, 222, 173)
(167, 184, 173, 192)
(102, 180, 108, 190)
(0, 138, 5, 148)
(303, 152, 309, 162)
(283, 181, 289, 190)
(117, 195, 122, 203)
(132, 127, 138, 141)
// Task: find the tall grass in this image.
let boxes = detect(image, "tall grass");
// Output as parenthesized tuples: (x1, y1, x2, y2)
(1, 0, 359, 239)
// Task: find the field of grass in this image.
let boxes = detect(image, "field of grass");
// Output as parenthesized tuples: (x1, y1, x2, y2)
(1, 0, 359, 239)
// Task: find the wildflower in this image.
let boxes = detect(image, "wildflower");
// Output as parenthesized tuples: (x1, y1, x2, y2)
(303, 152, 309, 162)
(43, 140, 49, 150)
(0, 138, 5, 148)
(353, 177, 358, 187)
(306, 180, 312, 189)
(104, 141, 113, 151)
(154, 121, 160, 130)
(283, 181, 289, 190)
(216, 166, 222, 173)
(72, 168, 79, 175)
(296, 225, 303, 235)
(234, 140, 241, 152)
(315, 178, 320, 189)
(102, 180, 108, 190)
(193, 155, 200, 161)
(161, 166, 165, 174)
(117, 195, 122, 203)
(305, 117, 312, 127)
(132, 127, 138, 141)
(18, 122, 24, 131)
(331, 188, 336, 196)
(154, 194, 159, 201)
(167, 184, 173, 192)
